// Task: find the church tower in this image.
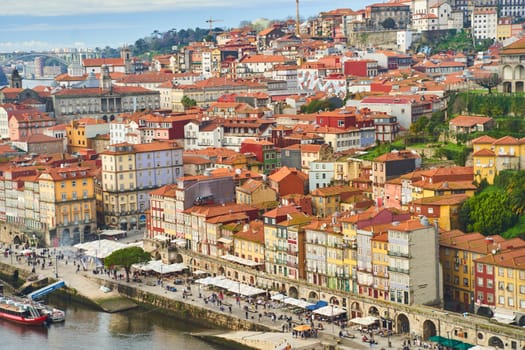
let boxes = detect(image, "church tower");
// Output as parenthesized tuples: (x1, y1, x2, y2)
(100, 65, 112, 92)
(9, 69, 22, 88)
(120, 45, 133, 74)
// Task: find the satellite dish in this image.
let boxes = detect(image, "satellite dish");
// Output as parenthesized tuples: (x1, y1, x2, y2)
(235, 168, 242, 175)
(491, 249, 496, 255)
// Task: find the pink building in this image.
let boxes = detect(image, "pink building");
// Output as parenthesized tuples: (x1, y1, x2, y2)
(8, 109, 56, 141)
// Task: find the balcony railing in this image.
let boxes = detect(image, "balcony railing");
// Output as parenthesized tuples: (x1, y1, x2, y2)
(388, 251, 411, 258)
(388, 266, 409, 274)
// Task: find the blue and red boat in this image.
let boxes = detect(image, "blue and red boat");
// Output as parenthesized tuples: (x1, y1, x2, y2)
(0, 296, 49, 326)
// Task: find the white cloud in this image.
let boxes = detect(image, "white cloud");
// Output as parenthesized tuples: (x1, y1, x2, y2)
(0, 0, 293, 16)
(0, 22, 142, 33)
(0, 40, 58, 51)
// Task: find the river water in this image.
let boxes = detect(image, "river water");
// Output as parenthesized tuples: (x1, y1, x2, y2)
(0, 295, 229, 350)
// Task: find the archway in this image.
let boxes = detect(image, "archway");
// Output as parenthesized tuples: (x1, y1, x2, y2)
(518, 314, 525, 327)
(289, 286, 299, 299)
(61, 229, 71, 246)
(422, 320, 437, 340)
(329, 296, 339, 305)
(503, 81, 512, 93)
(120, 219, 128, 230)
(488, 336, 504, 349)
(502, 65, 513, 80)
(308, 291, 318, 301)
(514, 65, 524, 80)
(396, 313, 410, 335)
(13, 235, 22, 245)
(174, 254, 183, 263)
(516, 81, 524, 93)
(72, 228, 80, 245)
(350, 302, 362, 318)
(368, 306, 379, 316)
(83, 226, 92, 241)
(218, 266, 225, 275)
(249, 276, 255, 285)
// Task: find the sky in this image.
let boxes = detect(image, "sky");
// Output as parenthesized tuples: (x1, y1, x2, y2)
(0, 0, 375, 52)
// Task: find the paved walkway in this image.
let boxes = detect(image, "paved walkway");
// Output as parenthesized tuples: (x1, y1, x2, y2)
(1, 248, 418, 350)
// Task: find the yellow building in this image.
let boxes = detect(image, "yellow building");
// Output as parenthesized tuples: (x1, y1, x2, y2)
(39, 166, 96, 246)
(474, 245, 525, 319)
(264, 206, 310, 282)
(409, 194, 468, 231)
(233, 220, 265, 265)
(438, 231, 525, 313)
(371, 231, 389, 300)
(66, 118, 110, 154)
(236, 179, 277, 208)
(310, 185, 361, 217)
(472, 135, 523, 184)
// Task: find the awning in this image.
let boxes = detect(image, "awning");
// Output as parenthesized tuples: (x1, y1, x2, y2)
(217, 237, 233, 244)
(313, 305, 347, 317)
(349, 316, 379, 326)
(132, 260, 187, 274)
(221, 254, 262, 267)
(429, 336, 475, 350)
(492, 308, 516, 324)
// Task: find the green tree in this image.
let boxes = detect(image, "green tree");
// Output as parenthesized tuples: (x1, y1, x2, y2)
(181, 96, 197, 109)
(381, 18, 396, 29)
(459, 191, 517, 235)
(104, 247, 151, 282)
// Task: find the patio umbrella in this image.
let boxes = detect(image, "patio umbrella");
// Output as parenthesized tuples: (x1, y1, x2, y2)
(293, 324, 311, 332)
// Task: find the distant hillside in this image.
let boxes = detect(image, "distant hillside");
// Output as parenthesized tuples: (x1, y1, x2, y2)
(129, 27, 213, 57)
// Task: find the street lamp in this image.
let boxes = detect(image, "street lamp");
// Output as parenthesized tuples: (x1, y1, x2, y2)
(55, 254, 58, 278)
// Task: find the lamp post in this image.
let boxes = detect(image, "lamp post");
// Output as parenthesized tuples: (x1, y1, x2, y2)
(55, 254, 58, 278)
(331, 304, 334, 333)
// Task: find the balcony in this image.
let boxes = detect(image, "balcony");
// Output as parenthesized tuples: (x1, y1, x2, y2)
(388, 266, 409, 274)
(287, 249, 298, 256)
(388, 251, 411, 258)
(287, 261, 298, 268)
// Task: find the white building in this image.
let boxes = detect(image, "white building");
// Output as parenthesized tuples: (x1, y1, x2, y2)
(397, 31, 414, 52)
(387, 218, 441, 306)
(184, 120, 223, 150)
(472, 7, 498, 41)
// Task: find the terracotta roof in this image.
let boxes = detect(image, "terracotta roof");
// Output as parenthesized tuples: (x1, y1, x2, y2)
(473, 246, 525, 268)
(471, 135, 497, 144)
(311, 185, 360, 197)
(263, 205, 300, 218)
(374, 150, 420, 162)
(234, 220, 265, 243)
(492, 135, 519, 145)
(237, 179, 265, 193)
(268, 166, 308, 182)
(472, 148, 495, 157)
(449, 115, 493, 127)
(411, 193, 468, 205)
(17, 134, 62, 143)
(182, 155, 212, 165)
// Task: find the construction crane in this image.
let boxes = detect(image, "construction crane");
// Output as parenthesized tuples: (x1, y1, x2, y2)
(205, 18, 223, 32)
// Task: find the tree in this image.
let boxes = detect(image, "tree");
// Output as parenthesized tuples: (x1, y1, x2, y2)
(104, 247, 151, 282)
(381, 18, 396, 29)
(473, 73, 503, 94)
(459, 191, 517, 235)
(181, 96, 197, 109)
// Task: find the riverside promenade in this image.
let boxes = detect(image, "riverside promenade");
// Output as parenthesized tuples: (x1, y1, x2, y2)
(0, 249, 412, 350)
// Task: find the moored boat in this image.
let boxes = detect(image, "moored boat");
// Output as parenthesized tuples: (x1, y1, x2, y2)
(36, 304, 65, 323)
(0, 296, 48, 326)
